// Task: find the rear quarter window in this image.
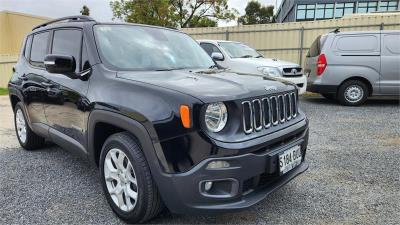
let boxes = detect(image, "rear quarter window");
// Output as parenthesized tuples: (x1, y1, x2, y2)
(307, 35, 327, 57)
(336, 35, 379, 52)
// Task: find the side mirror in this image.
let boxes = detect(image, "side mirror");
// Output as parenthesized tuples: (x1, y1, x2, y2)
(211, 52, 224, 61)
(44, 54, 78, 78)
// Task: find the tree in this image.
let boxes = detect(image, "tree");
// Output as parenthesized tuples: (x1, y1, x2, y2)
(110, 0, 238, 28)
(238, 1, 274, 25)
(187, 16, 217, 27)
(80, 5, 90, 16)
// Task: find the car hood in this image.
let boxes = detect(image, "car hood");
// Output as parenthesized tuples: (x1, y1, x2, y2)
(117, 69, 295, 103)
(231, 58, 300, 68)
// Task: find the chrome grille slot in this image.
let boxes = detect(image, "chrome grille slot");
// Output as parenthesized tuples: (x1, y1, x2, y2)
(242, 101, 253, 134)
(290, 92, 297, 118)
(241, 91, 298, 134)
(252, 99, 262, 131)
(262, 97, 271, 128)
(270, 96, 279, 126)
(278, 95, 285, 123)
(284, 93, 292, 120)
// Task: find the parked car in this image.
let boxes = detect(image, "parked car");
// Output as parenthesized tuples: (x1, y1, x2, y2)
(8, 16, 309, 223)
(198, 40, 307, 95)
(305, 30, 400, 106)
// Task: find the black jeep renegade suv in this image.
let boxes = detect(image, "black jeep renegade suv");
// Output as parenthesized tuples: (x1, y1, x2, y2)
(8, 16, 309, 223)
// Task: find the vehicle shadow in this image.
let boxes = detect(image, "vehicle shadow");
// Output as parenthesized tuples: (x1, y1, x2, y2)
(301, 96, 400, 106)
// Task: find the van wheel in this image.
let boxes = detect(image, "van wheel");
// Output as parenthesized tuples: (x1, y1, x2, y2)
(14, 102, 45, 150)
(321, 93, 336, 101)
(338, 80, 368, 106)
(99, 132, 164, 223)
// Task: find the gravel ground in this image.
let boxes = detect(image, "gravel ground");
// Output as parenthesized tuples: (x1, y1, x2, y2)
(0, 95, 399, 224)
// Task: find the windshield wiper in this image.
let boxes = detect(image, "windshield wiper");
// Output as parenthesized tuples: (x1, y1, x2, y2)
(240, 55, 253, 58)
(209, 64, 219, 69)
(256, 55, 263, 58)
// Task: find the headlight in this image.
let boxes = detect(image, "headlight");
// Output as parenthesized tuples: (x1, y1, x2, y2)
(258, 67, 282, 77)
(205, 102, 228, 132)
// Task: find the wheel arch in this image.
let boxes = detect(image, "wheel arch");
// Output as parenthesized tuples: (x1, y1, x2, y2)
(87, 110, 168, 173)
(339, 76, 373, 96)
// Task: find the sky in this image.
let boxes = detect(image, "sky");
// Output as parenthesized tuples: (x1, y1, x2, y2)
(0, 0, 282, 27)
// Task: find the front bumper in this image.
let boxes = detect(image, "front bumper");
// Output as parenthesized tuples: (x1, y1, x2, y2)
(281, 75, 307, 95)
(157, 127, 309, 215)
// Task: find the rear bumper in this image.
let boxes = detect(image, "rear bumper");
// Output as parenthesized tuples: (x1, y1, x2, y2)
(157, 127, 309, 215)
(307, 83, 337, 94)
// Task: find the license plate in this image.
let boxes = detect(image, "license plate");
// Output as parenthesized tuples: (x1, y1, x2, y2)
(279, 145, 302, 175)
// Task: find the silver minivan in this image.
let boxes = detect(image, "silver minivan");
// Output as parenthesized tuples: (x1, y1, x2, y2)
(305, 30, 400, 106)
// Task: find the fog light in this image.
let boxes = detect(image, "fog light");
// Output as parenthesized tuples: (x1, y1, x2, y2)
(206, 161, 230, 169)
(204, 181, 213, 191)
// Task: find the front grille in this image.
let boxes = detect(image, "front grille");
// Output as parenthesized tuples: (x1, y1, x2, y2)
(242, 91, 297, 134)
(282, 67, 303, 77)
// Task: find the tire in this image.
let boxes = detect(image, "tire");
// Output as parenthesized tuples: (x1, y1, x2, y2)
(337, 80, 369, 106)
(99, 132, 164, 223)
(321, 93, 336, 101)
(14, 102, 45, 150)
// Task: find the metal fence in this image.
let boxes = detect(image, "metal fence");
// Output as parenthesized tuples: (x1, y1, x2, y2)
(183, 13, 400, 66)
(1, 13, 400, 88)
(0, 55, 17, 88)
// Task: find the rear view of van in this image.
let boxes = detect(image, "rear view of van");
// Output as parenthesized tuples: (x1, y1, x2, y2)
(305, 30, 400, 106)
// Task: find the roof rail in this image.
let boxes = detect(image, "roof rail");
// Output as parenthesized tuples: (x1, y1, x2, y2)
(32, 15, 95, 31)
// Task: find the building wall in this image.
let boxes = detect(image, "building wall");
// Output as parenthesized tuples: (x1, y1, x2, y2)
(0, 11, 49, 87)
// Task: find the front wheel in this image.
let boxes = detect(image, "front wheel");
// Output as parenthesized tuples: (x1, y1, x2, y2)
(338, 80, 369, 106)
(99, 132, 164, 223)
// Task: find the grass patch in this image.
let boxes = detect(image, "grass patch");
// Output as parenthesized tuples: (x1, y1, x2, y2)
(0, 88, 9, 95)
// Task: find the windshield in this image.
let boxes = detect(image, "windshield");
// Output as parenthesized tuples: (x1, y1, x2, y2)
(94, 25, 215, 71)
(218, 42, 263, 58)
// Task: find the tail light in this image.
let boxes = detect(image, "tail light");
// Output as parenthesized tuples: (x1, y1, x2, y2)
(316, 54, 327, 76)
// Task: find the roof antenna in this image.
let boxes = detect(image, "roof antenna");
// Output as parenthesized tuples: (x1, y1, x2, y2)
(330, 27, 340, 33)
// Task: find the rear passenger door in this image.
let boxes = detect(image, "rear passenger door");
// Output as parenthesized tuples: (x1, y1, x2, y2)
(42, 29, 91, 155)
(380, 32, 400, 95)
(332, 33, 381, 93)
(23, 31, 51, 128)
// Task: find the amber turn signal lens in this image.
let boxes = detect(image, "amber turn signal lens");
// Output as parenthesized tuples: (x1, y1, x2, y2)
(180, 105, 191, 128)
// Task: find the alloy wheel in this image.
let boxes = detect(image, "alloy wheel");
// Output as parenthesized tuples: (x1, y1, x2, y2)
(104, 148, 138, 212)
(16, 109, 27, 144)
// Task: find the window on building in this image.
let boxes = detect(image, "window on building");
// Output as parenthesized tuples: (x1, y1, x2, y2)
(335, 3, 355, 18)
(296, 4, 316, 21)
(379, 1, 398, 11)
(316, 4, 334, 20)
(358, 2, 379, 13)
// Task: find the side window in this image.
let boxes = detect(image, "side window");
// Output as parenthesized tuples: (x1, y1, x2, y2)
(200, 43, 222, 57)
(384, 34, 400, 55)
(24, 35, 33, 60)
(51, 29, 82, 72)
(336, 35, 379, 52)
(30, 32, 50, 67)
